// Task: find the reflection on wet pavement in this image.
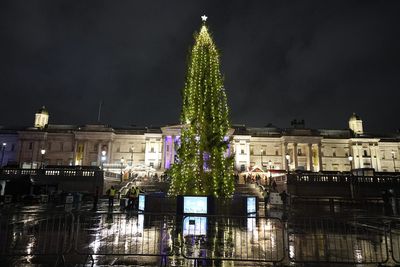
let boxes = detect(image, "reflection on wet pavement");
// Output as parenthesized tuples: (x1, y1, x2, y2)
(1, 200, 400, 266)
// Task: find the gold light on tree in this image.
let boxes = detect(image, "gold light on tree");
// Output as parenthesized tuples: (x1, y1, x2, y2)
(169, 16, 234, 197)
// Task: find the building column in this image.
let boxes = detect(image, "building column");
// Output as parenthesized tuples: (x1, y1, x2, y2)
(293, 143, 298, 170)
(97, 142, 102, 166)
(318, 143, 323, 171)
(107, 141, 112, 164)
(83, 141, 88, 165)
(308, 143, 314, 172)
(282, 142, 288, 171)
(73, 140, 78, 165)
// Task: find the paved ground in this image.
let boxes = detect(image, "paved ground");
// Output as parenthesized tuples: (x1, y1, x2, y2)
(0, 196, 397, 267)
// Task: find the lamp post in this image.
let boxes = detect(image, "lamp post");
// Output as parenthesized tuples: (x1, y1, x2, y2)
(285, 153, 290, 172)
(260, 149, 263, 170)
(268, 160, 272, 186)
(348, 155, 353, 171)
(101, 150, 106, 169)
(130, 146, 134, 166)
(392, 151, 397, 172)
(0, 142, 6, 167)
(40, 149, 46, 169)
(120, 157, 125, 182)
(348, 154, 354, 199)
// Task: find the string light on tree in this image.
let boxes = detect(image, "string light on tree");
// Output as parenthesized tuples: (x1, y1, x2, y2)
(169, 17, 234, 197)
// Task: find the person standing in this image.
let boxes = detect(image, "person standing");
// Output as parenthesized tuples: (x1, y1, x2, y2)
(127, 186, 137, 210)
(264, 189, 270, 212)
(107, 186, 116, 209)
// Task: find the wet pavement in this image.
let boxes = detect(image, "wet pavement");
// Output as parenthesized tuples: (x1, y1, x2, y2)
(0, 198, 399, 266)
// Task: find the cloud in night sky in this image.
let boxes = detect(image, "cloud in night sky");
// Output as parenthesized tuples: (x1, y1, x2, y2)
(0, 0, 399, 133)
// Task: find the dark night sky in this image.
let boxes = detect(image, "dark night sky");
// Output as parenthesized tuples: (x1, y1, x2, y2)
(1, 1, 399, 133)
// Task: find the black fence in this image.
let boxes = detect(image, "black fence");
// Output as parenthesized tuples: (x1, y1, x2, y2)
(3, 211, 400, 266)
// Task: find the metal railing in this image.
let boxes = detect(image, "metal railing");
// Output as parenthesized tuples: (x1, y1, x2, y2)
(288, 217, 389, 264)
(288, 173, 400, 184)
(0, 212, 74, 264)
(73, 212, 176, 265)
(4, 210, 400, 266)
(180, 215, 285, 264)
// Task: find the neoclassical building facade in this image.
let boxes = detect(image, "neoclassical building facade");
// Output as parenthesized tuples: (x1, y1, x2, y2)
(0, 110, 399, 173)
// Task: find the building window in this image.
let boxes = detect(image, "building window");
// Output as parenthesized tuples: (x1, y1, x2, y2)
(240, 149, 245, 155)
(298, 149, 302, 156)
(364, 150, 368, 157)
(149, 162, 154, 168)
(150, 147, 155, 153)
(345, 152, 348, 157)
(29, 142, 33, 150)
(262, 149, 266, 156)
(333, 151, 336, 157)
(240, 164, 246, 172)
(275, 150, 279, 156)
(250, 146, 254, 155)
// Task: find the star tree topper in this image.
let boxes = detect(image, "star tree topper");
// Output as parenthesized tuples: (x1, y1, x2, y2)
(201, 15, 208, 22)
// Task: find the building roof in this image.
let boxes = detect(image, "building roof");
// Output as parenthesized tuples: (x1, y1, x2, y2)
(36, 106, 49, 115)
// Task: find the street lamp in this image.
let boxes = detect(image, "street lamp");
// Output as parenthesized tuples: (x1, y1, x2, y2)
(130, 146, 134, 166)
(0, 142, 6, 167)
(285, 153, 290, 172)
(392, 151, 397, 172)
(348, 154, 354, 198)
(348, 155, 353, 171)
(40, 149, 46, 169)
(120, 157, 125, 182)
(260, 149, 263, 170)
(268, 160, 272, 185)
(101, 150, 106, 169)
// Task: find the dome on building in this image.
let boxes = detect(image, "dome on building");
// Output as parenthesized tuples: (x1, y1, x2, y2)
(37, 106, 48, 115)
(349, 112, 361, 121)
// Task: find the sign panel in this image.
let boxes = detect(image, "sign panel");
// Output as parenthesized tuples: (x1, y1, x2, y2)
(183, 196, 208, 214)
(138, 194, 145, 211)
(247, 196, 257, 213)
(183, 216, 207, 236)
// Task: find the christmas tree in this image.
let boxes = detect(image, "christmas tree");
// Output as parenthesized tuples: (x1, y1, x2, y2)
(169, 16, 234, 198)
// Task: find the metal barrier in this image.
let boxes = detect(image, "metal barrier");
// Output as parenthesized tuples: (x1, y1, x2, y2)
(288, 217, 388, 264)
(73, 211, 176, 264)
(180, 215, 285, 264)
(3, 210, 400, 266)
(0, 212, 74, 262)
(390, 220, 400, 263)
(291, 196, 385, 216)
